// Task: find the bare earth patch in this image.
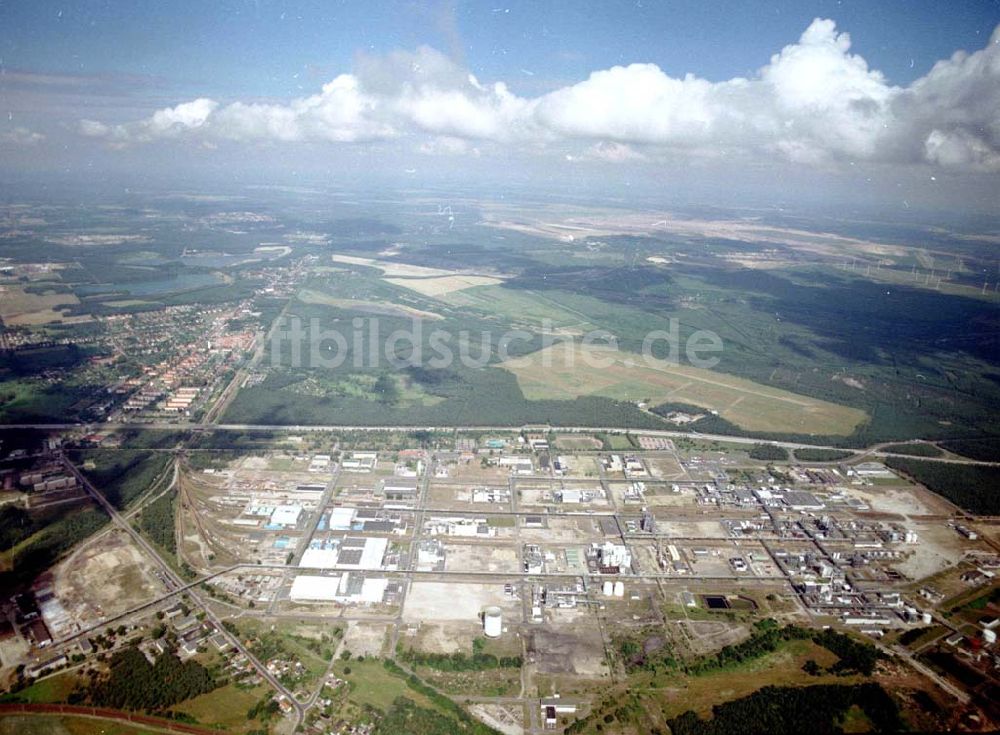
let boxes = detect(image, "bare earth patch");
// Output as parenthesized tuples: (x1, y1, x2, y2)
(51, 530, 167, 634)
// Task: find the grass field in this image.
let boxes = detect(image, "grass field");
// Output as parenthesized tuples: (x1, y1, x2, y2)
(500, 342, 867, 435)
(298, 288, 444, 320)
(0, 715, 150, 735)
(0, 672, 79, 704)
(441, 284, 598, 331)
(384, 274, 504, 297)
(335, 659, 423, 711)
(172, 682, 270, 732)
(329, 254, 504, 296)
(661, 639, 846, 718)
(0, 285, 85, 326)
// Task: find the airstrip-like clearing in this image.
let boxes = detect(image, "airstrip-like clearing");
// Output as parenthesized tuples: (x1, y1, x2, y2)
(500, 341, 867, 435)
(330, 254, 504, 296)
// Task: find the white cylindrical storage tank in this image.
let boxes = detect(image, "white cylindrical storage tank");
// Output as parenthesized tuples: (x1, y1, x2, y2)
(613, 581, 625, 598)
(483, 606, 502, 638)
(984, 629, 997, 645)
(602, 581, 614, 596)
(921, 612, 932, 625)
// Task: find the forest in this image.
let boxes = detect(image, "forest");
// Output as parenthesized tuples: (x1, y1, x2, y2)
(71, 449, 171, 509)
(85, 645, 218, 712)
(0, 506, 108, 590)
(397, 641, 522, 672)
(139, 489, 177, 554)
(885, 458, 1000, 515)
(665, 683, 902, 734)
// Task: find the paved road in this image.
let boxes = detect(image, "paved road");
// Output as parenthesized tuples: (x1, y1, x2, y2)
(11, 421, 990, 730)
(6, 422, 997, 466)
(60, 456, 307, 727)
(884, 643, 971, 704)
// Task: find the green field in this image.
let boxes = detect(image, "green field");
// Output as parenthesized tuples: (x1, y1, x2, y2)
(172, 682, 271, 732)
(0, 715, 152, 735)
(501, 342, 867, 435)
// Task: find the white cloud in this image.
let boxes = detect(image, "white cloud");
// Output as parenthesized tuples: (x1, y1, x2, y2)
(0, 127, 45, 146)
(77, 20, 1000, 172)
(418, 136, 480, 156)
(147, 98, 217, 135)
(566, 141, 646, 163)
(80, 98, 216, 144)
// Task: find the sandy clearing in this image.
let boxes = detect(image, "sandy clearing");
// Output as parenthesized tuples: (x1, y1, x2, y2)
(331, 254, 453, 278)
(403, 581, 519, 622)
(384, 274, 504, 296)
(299, 288, 444, 319)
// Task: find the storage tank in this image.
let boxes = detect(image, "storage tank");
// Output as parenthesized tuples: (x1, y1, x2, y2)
(921, 612, 932, 625)
(483, 606, 502, 638)
(613, 581, 625, 598)
(984, 629, 997, 645)
(602, 580, 614, 596)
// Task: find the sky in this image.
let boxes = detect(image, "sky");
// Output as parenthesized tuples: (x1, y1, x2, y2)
(1, 0, 999, 214)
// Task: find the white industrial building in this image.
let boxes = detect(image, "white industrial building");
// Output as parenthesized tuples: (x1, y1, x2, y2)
(308, 454, 331, 472)
(498, 455, 533, 475)
(425, 516, 495, 537)
(289, 574, 389, 604)
(591, 542, 632, 571)
(556, 488, 583, 503)
(299, 536, 388, 570)
(269, 504, 303, 527)
(327, 507, 357, 531)
(342, 451, 378, 472)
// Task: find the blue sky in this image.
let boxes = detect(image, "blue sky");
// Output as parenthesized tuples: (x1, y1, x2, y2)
(3, 0, 996, 96)
(1, 1, 998, 212)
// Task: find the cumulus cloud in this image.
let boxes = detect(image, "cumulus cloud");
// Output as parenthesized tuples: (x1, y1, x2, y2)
(77, 20, 1000, 171)
(80, 98, 216, 145)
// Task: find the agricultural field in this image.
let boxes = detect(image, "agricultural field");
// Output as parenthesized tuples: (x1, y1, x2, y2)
(0, 285, 85, 326)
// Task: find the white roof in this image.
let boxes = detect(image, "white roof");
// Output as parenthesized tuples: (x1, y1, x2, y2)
(300, 548, 340, 569)
(290, 574, 341, 602)
(353, 578, 390, 603)
(270, 504, 302, 527)
(299, 537, 388, 570)
(354, 536, 388, 570)
(328, 507, 356, 531)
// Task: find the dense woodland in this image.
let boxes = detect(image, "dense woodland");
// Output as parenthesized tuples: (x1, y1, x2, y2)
(139, 489, 177, 554)
(71, 449, 171, 509)
(665, 683, 903, 734)
(747, 443, 789, 461)
(85, 645, 218, 712)
(0, 506, 108, 590)
(793, 448, 854, 462)
(885, 458, 1000, 515)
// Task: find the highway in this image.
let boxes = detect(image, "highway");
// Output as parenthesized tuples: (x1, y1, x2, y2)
(5, 421, 998, 466)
